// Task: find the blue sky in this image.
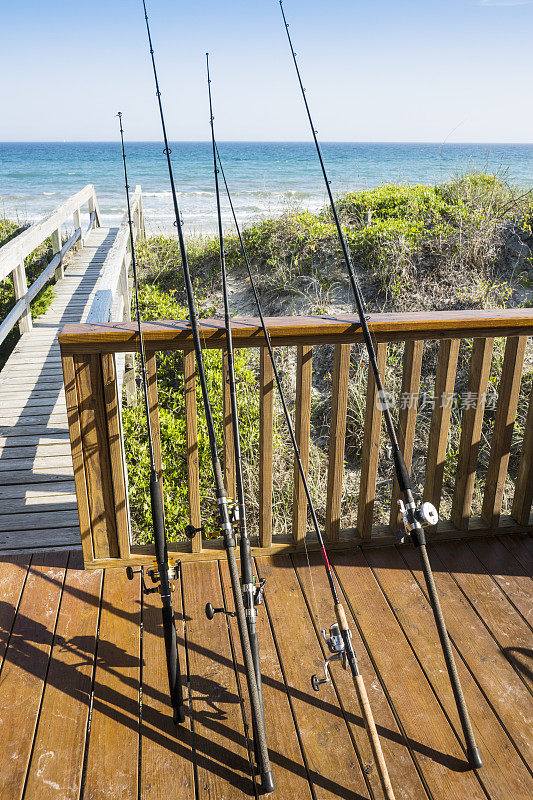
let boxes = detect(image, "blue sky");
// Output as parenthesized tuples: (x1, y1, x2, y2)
(1, 0, 532, 142)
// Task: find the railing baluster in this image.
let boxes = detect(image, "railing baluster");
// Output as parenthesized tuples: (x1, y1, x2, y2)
(146, 352, 163, 483)
(101, 353, 131, 558)
(75, 354, 119, 558)
(389, 340, 423, 531)
(51, 227, 63, 280)
(292, 344, 312, 543)
(183, 348, 202, 553)
(482, 335, 527, 527)
(259, 346, 274, 548)
(222, 348, 236, 500)
(12, 261, 32, 334)
(62, 353, 94, 563)
(423, 338, 460, 516)
(325, 343, 350, 541)
(451, 337, 494, 530)
(358, 343, 387, 539)
(511, 381, 533, 526)
(73, 207, 82, 248)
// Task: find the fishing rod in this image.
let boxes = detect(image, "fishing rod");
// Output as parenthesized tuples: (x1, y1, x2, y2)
(117, 111, 185, 725)
(213, 134, 396, 800)
(205, 53, 268, 757)
(139, 2, 274, 793)
(277, 0, 483, 771)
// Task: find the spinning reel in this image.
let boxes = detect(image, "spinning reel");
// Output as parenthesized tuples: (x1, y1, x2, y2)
(125, 563, 180, 595)
(396, 499, 438, 544)
(205, 576, 266, 621)
(311, 623, 350, 691)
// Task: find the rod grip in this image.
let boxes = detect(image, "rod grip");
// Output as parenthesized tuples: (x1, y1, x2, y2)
(353, 673, 396, 800)
(335, 602, 349, 632)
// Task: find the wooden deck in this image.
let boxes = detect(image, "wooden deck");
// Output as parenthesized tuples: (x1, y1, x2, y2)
(0, 227, 118, 554)
(0, 532, 531, 800)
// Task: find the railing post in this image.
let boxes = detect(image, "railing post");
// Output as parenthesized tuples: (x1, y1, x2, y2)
(73, 207, 82, 249)
(13, 261, 32, 333)
(137, 191, 145, 239)
(51, 227, 63, 281)
(88, 192, 101, 228)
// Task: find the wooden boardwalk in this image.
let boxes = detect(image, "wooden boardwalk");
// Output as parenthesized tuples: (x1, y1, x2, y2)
(0, 532, 530, 800)
(0, 227, 117, 553)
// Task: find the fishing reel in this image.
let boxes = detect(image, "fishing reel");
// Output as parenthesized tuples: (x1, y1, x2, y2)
(125, 563, 180, 595)
(205, 577, 266, 621)
(396, 499, 439, 544)
(311, 623, 349, 691)
(242, 576, 266, 610)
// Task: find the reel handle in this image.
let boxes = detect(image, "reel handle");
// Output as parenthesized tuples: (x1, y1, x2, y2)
(205, 602, 236, 620)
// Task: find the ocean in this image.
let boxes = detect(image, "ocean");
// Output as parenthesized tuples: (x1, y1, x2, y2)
(1, 141, 532, 235)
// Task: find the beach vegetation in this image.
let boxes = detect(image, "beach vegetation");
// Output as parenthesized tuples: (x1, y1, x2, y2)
(117, 173, 533, 540)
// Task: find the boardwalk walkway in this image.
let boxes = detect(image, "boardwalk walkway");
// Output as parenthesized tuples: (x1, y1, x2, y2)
(0, 227, 117, 553)
(0, 533, 531, 800)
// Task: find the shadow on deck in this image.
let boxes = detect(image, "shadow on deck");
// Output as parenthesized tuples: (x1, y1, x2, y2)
(0, 532, 531, 799)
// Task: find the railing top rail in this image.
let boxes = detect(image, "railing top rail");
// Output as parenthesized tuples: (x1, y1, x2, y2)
(0, 184, 97, 281)
(59, 308, 533, 355)
(85, 186, 142, 325)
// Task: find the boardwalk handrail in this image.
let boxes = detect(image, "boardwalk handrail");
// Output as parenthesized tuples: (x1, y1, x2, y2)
(59, 308, 533, 569)
(0, 184, 102, 344)
(87, 185, 144, 324)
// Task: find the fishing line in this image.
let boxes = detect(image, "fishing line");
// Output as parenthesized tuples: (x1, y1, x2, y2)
(277, 0, 482, 771)
(213, 137, 396, 799)
(139, 3, 274, 791)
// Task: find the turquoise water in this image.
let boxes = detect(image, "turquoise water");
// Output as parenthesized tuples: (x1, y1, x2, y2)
(1, 141, 532, 234)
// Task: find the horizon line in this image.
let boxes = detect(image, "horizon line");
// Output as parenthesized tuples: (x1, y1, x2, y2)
(1, 139, 533, 146)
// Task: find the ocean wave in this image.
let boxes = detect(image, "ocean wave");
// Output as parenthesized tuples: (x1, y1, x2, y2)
(43, 191, 56, 196)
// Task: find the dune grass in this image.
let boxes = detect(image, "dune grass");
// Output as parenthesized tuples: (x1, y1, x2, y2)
(123, 172, 533, 542)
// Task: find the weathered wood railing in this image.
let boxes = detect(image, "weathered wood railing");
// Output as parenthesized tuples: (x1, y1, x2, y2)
(84, 184, 144, 401)
(58, 309, 533, 569)
(86, 185, 143, 325)
(0, 185, 101, 343)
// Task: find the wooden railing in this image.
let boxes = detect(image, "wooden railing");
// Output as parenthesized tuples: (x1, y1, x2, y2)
(58, 309, 533, 569)
(85, 184, 144, 402)
(0, 185, 101, 344)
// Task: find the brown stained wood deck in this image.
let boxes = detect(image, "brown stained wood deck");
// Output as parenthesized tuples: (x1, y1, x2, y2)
(0, 533, 531, 800)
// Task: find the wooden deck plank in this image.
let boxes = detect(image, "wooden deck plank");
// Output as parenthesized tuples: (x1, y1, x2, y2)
(140, 570, 195, 800)
(368, 545, 533, 800)
(292, 552, 428, 800)
(255, 554, 372, 800)
(0, 552, 68, 800)
(24, 553, 102, 800)
(181, 560, 255, 799)
(0, 467, 74, 485)
(0, 554, 31, 663)
(0, 509, 79, 532)
(331, 549, 486, 800)
(431, 540, 533, 693)
(82, 568, 141, 799)
(0, 528, 81, 551)
(467, 536, 532, 627)
(401, 542, 533, 766)
(220, 559, 315, 800)
(0, 482, 75, 500)
(0, 534, 528, 798)
(499, 532, 533, 573)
